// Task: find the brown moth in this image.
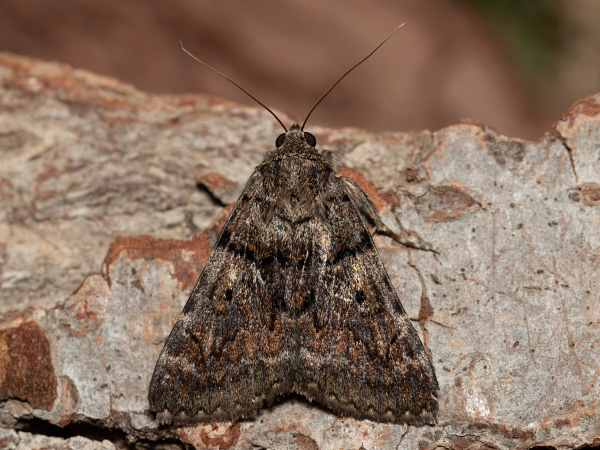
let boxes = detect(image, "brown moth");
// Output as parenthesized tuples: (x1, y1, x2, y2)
(149, 25, 439, 426)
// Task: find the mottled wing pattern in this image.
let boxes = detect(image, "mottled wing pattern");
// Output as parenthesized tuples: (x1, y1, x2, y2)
(294, 175, 439, 425)
(148, 172, 297, 424)
(149, 135, 438, 425)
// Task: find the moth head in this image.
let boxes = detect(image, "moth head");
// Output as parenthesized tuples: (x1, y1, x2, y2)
(276, 128, 317, 148)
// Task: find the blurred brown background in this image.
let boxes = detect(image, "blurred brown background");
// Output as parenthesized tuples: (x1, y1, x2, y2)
(0, 0, 598, 140)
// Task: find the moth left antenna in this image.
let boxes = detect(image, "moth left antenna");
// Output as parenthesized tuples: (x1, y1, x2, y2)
(179, 41, 288, 132)
(301, 23, 405, 131)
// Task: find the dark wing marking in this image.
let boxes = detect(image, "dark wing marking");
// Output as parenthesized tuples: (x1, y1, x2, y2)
(294, 175, 439, 425)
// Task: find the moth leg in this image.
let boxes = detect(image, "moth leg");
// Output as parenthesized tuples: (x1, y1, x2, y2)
(339, 176, 438, 253)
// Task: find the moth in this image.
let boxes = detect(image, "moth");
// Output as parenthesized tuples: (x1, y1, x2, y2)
(149, 25, 439, 426)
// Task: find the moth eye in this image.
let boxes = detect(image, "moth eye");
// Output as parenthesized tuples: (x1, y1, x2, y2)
(304, 132, 317, 147)
(275, 133, 286, 147)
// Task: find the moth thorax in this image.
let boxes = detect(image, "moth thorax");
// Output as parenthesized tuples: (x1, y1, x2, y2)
(273, 161, 328, 223)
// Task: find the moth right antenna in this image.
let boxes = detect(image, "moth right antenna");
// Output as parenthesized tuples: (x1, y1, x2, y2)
(180, 41, 288, 132)
(301, 23, 406, 131)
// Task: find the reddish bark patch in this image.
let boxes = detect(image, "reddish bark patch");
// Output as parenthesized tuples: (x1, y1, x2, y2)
(60, 277, 109, 337)
(488, 419, 536, 441)
(56, 376, 79, 427)
(296, 433, 319, 450)
(569, 183, 600, 206)
(177, 422, 240, 449)
(200, 422, 240, 449)
(196, 172, 242, 204)
(0, 320, 57, 410)
(336, 166, 387, 212)
(446, 435, 499, 450)
(459, 117, 492, 130)
(102, 234, 212, 292)
(414, 183, 481, 222)
(557, 96, 600, 129)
